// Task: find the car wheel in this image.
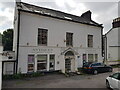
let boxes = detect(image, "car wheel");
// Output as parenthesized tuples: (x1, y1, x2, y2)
(93, 70, 98, 75)
(106, 80, 110, 89)
(109, 68, 112, 72)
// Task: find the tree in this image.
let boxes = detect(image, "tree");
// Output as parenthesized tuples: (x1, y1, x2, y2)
(2, 29, 13, 51)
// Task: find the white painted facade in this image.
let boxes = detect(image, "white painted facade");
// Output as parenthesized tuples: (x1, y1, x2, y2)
(13, 2, 103, 74)
(106, 27, 120, 61)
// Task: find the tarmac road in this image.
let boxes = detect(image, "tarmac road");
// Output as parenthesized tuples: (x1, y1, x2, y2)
(2, 68, 119, 89)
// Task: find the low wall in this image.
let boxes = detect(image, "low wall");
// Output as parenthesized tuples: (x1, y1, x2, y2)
(105, 61, 120, 66)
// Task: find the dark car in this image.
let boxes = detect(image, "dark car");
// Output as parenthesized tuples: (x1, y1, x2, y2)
(83, 62, 113, 75)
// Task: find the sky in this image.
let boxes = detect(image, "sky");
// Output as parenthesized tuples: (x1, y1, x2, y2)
(0, 0, 119, 34)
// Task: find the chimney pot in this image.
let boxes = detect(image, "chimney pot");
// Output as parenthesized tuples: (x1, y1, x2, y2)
(112, 17, 120, 28)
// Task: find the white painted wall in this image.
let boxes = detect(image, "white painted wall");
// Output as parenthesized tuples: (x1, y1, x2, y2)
(108, 47, 119, 60)
(13, 6, 18, 61)
(14, 11, 103, 73)
(3, 62, 14, 75)
(106, 27, 120, 61)
(18, 12, 102, 48)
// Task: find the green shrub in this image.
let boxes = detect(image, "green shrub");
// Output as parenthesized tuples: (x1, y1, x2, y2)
(31, 72, 42, 77)
(3, 72, 44, 80)
(12, 73, 23, 79)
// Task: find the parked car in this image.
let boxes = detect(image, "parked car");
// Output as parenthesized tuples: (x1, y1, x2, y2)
(106, 72, 120, 89)
(83, 62, 113, 74)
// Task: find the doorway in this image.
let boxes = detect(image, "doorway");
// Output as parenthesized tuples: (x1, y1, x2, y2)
(65, 51, 74, 72)
(65, 58, 71, 72)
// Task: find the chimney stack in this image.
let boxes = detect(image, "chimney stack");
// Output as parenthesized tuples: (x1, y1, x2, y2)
(81, 10, 92, 20)
(112, 17, 120, 28)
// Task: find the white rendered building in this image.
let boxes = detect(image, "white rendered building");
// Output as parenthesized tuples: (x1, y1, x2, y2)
(13, 2, 103, 74)
(105, 17, 120, 61)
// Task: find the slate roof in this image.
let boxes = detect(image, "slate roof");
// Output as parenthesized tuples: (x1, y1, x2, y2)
(16, 2, 103, 28)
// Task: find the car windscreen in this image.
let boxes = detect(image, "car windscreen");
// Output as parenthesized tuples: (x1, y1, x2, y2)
(83, 62, 92, 67)
(91, 63, 101, 67)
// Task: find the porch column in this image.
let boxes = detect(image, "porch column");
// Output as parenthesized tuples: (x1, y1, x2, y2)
(61, 55, 65, 73)
(47, 54, 49, 71)
(34, 54, 37, 72)
(75, 56, 78, 71)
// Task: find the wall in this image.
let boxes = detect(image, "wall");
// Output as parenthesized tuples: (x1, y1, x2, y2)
(18, 12, 102, 48)
(106, 27, 120, 61)
(108, 47, 119, 60)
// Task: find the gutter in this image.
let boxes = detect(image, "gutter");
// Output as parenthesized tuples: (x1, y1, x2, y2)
(104, 35, 107, 62)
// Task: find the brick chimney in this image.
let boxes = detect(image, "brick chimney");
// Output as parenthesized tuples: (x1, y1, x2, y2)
(112, 17, 120, 28)
(81, 10, 92, 20)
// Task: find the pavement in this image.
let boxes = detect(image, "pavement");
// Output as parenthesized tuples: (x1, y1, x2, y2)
(2, 68, 119, 89)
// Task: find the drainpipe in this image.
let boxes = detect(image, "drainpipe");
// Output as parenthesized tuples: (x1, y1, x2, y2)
(0, 46, 3, 90)
(101, 27, 104, 63)
(16, 9, 20, 74)
(105, 35, 107, 64)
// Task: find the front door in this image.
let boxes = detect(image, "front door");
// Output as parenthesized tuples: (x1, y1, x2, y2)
(65, 58, 71, 72)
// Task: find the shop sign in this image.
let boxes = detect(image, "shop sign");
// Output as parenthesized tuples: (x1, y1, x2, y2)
(32, 48, 53, 53)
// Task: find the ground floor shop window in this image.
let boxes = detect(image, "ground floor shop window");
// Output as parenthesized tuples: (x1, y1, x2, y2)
(37, 55, 47, 71)
(49, 54, 55, 70)
(95, 54, 98, 62)
(83, 54, 87, 61)
(28, 55, 34, 72)
(88, 54, 93, 62)
(83, 54, 87, 65)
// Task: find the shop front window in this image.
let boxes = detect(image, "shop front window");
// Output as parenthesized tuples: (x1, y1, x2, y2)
(28, 55, 34, 72)
(83, 54, 87, 65)
(95, 54, 98, 62)
(49, 55, 55, 70)
(37, 55, 47, 71)
(88, 54, 94, 62)
(83, 54, 86, 61)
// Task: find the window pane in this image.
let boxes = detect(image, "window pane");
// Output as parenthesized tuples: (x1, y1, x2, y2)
(88, 54, 93, 62)
(50, 55, 55, 61)
(37, 63, 46, 70)
(112, 73, 119, 79)
(28, 55, 34, 63)
(88, 35, 93, 47)
(66, 32, 73, 46)
(95, 54, 98, 62)
(37, 55, 47, 71)
(83, 54, 86, 61)
(38, 28, 48, 45)
(28, 64, 34, 71)
(37, 55, 47, 61)
(28, 55, 34, 72)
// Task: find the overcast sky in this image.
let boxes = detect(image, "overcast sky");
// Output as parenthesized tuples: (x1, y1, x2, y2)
(0, 0, 119, 34)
